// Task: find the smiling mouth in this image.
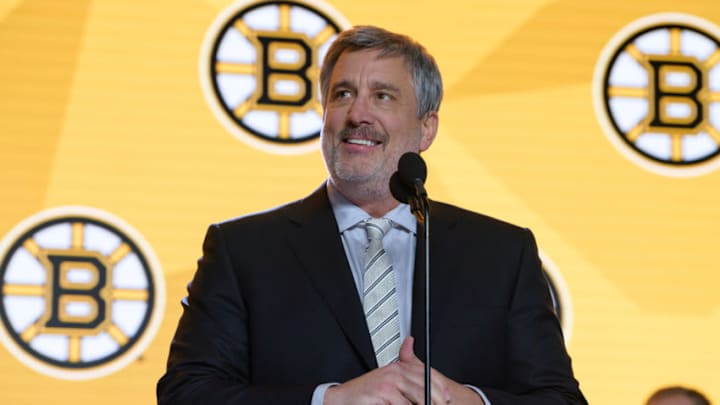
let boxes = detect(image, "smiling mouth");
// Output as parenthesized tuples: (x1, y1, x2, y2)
(345, 138, 381, 146)
(339, 126, 385, 147)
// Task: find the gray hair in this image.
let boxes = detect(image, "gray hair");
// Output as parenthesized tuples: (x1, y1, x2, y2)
(319, 25, 443, 118)
(646, 386, 712, 405)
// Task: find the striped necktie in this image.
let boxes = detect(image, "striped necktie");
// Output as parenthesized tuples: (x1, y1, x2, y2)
(362, 217, 401, 367)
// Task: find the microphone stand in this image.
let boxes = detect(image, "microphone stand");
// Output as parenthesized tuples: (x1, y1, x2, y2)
(409, 179, 431, 405)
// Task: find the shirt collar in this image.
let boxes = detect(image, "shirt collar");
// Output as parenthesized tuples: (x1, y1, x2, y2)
(326, 182, 417, 234)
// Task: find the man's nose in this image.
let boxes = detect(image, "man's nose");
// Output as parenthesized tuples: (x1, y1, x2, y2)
(347, 95, 373, 125)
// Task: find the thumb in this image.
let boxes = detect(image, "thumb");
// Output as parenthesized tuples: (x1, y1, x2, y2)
(398, 336, 418, 363)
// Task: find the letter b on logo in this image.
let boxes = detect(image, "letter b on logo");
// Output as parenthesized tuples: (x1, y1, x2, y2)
(45, 253, 108, 332)
(256, 34, 314, 108)
(648, 57, 705, 131)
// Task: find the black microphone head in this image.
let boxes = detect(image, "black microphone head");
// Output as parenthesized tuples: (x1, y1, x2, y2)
(398, 152, 427, 186)
(389, 172, 412, 203)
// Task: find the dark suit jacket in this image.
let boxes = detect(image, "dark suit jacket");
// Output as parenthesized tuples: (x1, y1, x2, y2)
(157, 184, 586, 404)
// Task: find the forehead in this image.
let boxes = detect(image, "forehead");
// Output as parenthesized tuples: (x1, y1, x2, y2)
(330, 49, 412, 84)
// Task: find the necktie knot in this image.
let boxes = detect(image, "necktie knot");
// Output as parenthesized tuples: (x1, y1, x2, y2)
(364, 217, 391, 242)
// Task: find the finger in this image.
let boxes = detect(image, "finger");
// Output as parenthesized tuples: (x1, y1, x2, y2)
(384, 361, 426, 404)
(375, 380, 414, 405)
(429, 369, 452, 404)
(406, 367, 452, 404)
(430, 381, 451, 405)
(394, 362, 451, 404)
(403, 382, 449, 405)
(398, 336, 418, 363)
(330, 366, 417, 405)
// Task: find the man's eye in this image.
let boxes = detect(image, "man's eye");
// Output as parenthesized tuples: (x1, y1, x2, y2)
(377, 92, 392, 101)
(334, 90, 351, 99)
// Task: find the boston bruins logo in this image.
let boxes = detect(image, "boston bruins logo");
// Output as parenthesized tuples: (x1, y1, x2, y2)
(594, 13, 720, 177)
(200, 0, 350, 154)
(0, 207, 165, 380)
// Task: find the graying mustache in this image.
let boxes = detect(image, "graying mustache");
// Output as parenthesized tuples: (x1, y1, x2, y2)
(339, 126, 387, 141)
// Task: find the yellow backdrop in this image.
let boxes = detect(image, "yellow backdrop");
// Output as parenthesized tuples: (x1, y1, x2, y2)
(1, 0, 719, 404)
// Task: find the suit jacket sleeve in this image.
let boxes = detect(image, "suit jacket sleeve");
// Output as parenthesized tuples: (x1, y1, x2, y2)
(156, 224, 315, 404)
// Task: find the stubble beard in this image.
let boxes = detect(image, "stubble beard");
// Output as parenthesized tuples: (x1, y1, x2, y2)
(321, 125, 396, 205)
(328, 151, 390, 203)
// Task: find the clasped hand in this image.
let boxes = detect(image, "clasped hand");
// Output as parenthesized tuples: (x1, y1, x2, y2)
(324, 336, 484, 405)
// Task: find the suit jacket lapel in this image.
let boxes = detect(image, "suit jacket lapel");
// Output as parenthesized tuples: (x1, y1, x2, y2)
(285, 184, 377, 370)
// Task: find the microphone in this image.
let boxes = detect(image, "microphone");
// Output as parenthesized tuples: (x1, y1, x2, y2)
(389, 172, 412, 203)
(390, 152, 427, 204)
(389, 152, 432, 405)
(398, 151, 427, 189)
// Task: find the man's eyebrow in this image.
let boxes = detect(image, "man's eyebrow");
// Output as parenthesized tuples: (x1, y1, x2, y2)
(369, 80, 401, 93)
(328, 79, 402, 95)
(329, 80, 354, 92)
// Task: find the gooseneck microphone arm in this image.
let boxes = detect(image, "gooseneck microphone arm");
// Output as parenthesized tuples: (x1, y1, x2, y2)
(389, 152, 431, 405)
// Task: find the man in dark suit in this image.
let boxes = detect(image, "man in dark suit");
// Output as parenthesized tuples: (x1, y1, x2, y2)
(157, 25, 586, 404)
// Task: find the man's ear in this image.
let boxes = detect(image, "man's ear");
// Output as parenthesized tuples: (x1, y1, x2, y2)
(419, 111, 438, 152)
